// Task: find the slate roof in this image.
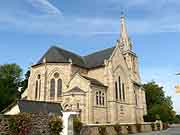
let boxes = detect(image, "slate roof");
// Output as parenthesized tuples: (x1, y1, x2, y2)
(37, 46, 86, 67)
(36, 46, 115, 69)
(84, 47, 115, 68)
(18, 100, 63, 115)
(82, 76, 107, 87)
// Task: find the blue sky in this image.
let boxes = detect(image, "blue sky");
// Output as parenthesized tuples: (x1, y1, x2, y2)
(0, 0, 180, 113)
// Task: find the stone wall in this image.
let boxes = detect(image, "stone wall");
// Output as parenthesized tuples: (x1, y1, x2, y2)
(80, 123, 162, 135)
(0, 114, 51, 135)
(0, 114, 163, 135)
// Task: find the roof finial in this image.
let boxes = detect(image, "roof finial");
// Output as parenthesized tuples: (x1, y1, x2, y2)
(121, 11, 124, 17)
(43, 57, 47, 63)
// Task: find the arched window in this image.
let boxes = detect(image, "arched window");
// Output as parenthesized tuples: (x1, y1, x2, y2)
(50, 72, 63, 99)
(57, 79, 62, 97)
(122, 83, 125, 101)
(39, 80, 41, 99)
(35, 80, 38, 99)
(118, 76, 122, 100)
(102, 93, 105, 105)
(99, 91, 102, 105)
(35, 74, 41, 100)
(115, 81, 118, 100)
(96, 92, 99, 105)
(50, 79, 55, 98)
(77, 103, 80, 109)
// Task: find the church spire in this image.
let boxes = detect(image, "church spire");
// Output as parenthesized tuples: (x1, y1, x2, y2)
(120, 15, 132, 51)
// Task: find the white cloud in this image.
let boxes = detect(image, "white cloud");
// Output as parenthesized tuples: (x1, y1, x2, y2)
(26, 0, 63, 16)
(1, 14, 180, 36)
(0, 0, 180, 35)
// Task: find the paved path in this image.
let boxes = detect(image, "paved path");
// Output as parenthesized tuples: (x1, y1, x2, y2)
(134, 128, 180, 135)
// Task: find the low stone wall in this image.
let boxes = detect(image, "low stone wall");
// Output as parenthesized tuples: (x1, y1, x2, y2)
(0, 114, 162, 135)
(0, 114, 51, 135)
(80, 122, 162, 135)
(141, 124, 152, 132)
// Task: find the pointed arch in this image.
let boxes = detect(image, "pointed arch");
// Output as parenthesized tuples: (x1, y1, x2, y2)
(35, 80, 38, 99)
(57, 79, 62, 97)
(50, 78, 55, 98)
(48, 67, 67, 88)
(48, 67, 64, 79)
(96, 92, 99, 105)
(39, 80, 41, 99)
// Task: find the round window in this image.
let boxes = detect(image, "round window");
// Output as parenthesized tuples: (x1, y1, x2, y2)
(37, 74, 41, 79)
(54, 72, 60, 78)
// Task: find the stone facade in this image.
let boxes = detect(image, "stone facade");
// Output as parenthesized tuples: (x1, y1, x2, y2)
(25, 16, 147, 124)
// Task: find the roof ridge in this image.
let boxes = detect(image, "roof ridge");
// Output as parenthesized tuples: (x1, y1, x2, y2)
(36, 45, 115, 69)
(83, 46, 115, 57)
(19, 99, 61, 105)
(52, 46, 82, 59)
(52, 46, 88, 66)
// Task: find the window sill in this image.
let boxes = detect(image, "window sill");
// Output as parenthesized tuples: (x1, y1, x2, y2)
(93, 105, 107, 108)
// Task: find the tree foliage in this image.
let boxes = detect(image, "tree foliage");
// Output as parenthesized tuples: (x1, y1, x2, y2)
(143, 81, 175, 122)
(73, 117, 83, 134)
(49, 115, 63, 135)
(173, 115, 180, 123)
(20, 70, 30, 94)
(0, 64, 22, 112)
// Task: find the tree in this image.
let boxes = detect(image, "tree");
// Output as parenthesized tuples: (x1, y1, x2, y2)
(173, 115, 180, 123)
(143, 81, 175, 122)
(0, 64, 22, 112)
(20, 70, 30, 94)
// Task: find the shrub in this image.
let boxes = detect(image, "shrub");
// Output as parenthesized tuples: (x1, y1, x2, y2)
(136, 124, 142, 132)
(151, 123, 155, 131)
(113, 123, 122, 135)
(49, 115, 63, 135)
(8, 113, 31, 135)
(127, 125, 133, 133)
(156, 123, 161, 130)
(98, 125, 106, 135)
(73, 117, 83, 134)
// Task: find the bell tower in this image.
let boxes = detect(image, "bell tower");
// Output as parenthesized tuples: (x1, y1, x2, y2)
(119, 16, 140, 82)
(119, 16, 132, 51)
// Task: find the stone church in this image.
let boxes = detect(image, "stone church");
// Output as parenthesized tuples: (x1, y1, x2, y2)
(25, 16, 147, 124)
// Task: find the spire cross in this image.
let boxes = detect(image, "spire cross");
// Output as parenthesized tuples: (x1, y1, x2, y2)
(121, 11, 124, 17)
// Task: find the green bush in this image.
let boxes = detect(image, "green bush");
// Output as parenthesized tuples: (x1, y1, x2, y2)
(98, 125, 106, 135)
(151, 123, 155, 131)
(49, 115, 63, 135)
(156, 123, 160, 130)
(8, 113, 31, 135)
(73, 117, 83, 134)
(127, 125, 133, 134)
(136, 124, 142, 132)
(113, 123, 122, 135)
